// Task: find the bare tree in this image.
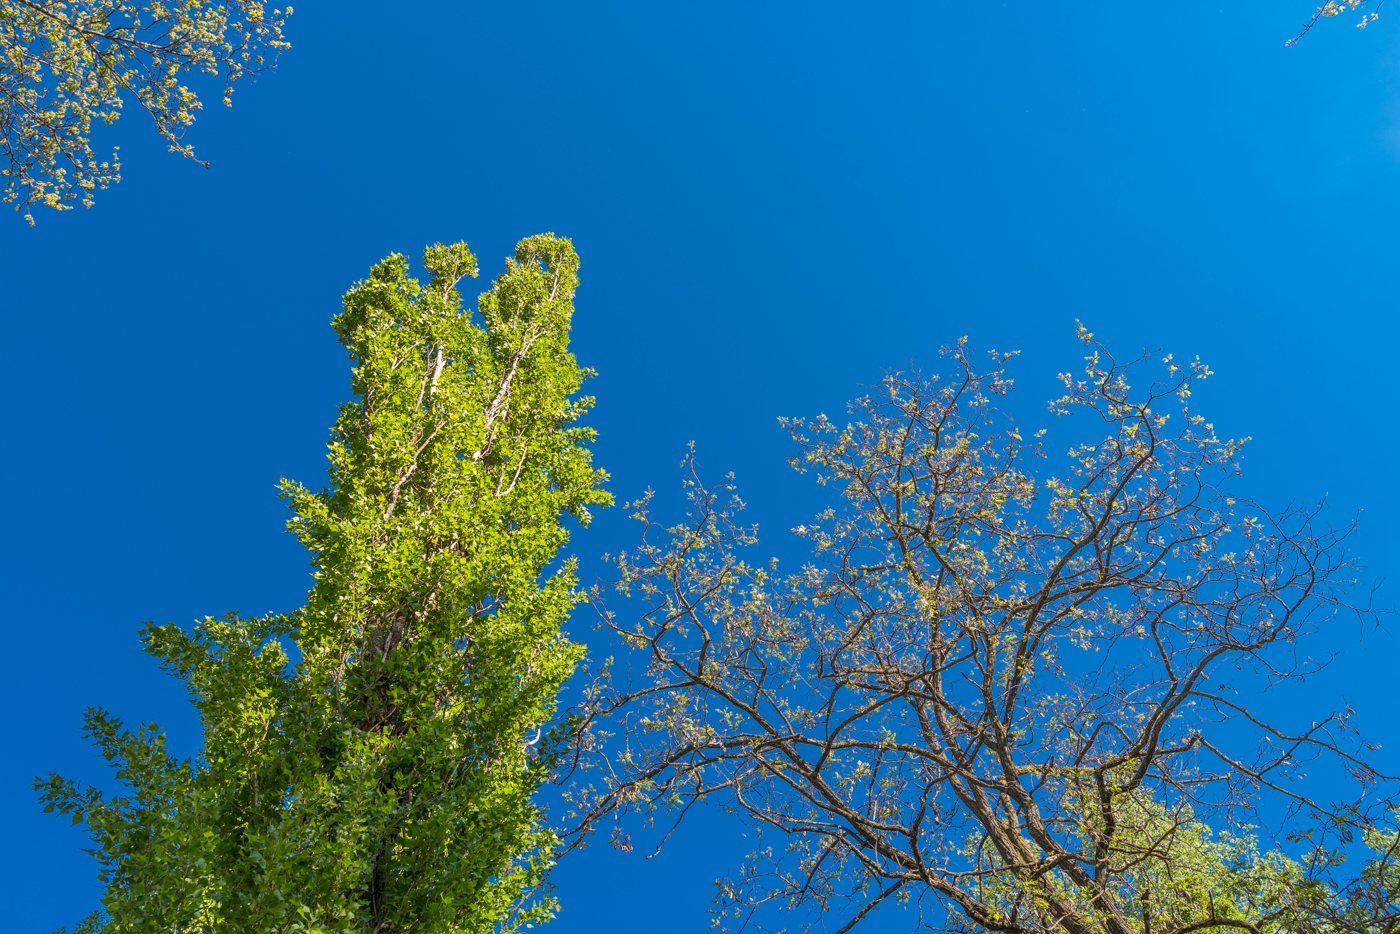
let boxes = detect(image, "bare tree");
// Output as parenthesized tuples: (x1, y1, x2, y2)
(561, 328, 1395, 934)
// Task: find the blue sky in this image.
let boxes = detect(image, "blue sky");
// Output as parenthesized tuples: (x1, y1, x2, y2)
(3, 2, 1399, 931)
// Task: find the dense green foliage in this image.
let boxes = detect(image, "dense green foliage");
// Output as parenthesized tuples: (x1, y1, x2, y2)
(39, 234, 609, 933)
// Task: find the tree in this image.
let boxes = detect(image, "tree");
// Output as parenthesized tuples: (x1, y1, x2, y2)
(38, 234, 610, 933)
(1297, 829, 1400, 934)
(566, 329, 1397, 934)
(1, 0, 291, 223)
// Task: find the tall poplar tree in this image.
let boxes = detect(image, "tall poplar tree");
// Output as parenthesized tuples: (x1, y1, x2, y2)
(39, 234, 609, 933)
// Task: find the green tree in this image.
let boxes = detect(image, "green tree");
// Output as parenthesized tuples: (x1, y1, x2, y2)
(567, 331, 1396, 934)
(39, 234, 610, 933)
(1, 0, 291, 223)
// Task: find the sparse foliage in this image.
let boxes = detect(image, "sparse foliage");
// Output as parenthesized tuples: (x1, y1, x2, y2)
(566, 330, 1396, 934)
(1, 0, 291, 223)
(1288, 0, 1384, 46)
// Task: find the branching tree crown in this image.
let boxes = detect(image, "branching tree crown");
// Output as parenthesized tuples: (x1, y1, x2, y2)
(568, 329, 1396, 934)
(1, 0, 291, 223)
(39, 234, 610, 933)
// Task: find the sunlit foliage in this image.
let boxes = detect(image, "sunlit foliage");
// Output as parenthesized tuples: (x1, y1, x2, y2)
(1288, 0, 1382, 46)
(38, 235, 610, 933)
(1, 0, 291, 223)
(567, 330, 1396, 934)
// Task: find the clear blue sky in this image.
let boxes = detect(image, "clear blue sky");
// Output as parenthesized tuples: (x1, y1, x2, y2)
(3, 2, 1398, 931)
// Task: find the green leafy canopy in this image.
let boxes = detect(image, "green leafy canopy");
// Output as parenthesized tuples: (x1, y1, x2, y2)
(38, 234, 610, 934)
(1, 0, 292, 223)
